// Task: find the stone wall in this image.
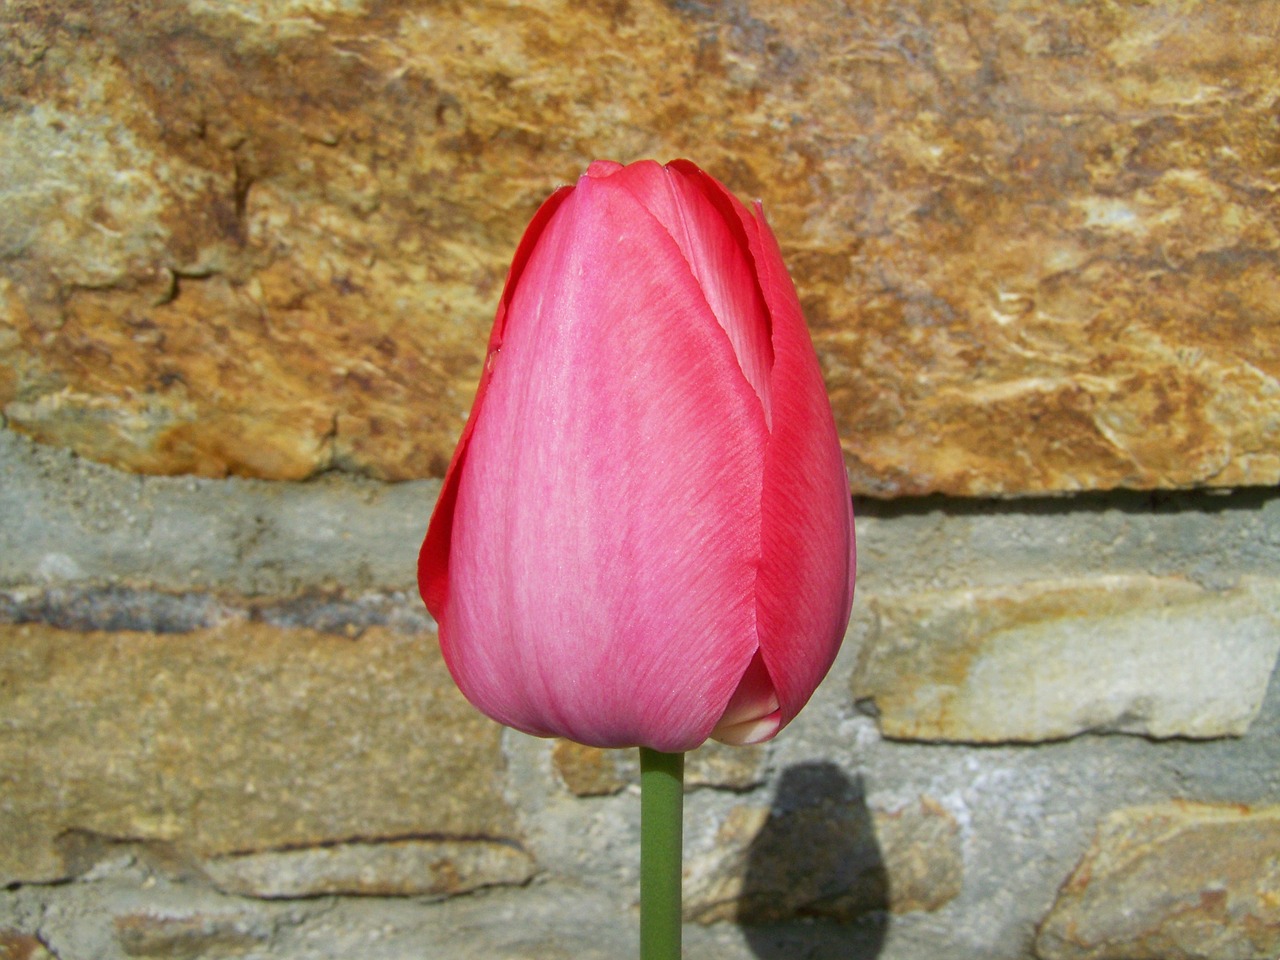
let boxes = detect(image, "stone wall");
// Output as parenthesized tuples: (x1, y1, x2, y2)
(2, 2, 1278, 959)
(3, 432, 1278, 960)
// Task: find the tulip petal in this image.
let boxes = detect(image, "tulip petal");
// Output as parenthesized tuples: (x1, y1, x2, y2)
(606, 161, 774, 425)
(419, 185, 575, 620)
(730, 196, 856, 732)
(709, 650, 780, 745)
(711, 711, 782, 746)
(586, 159, 624, 177)
(438, 172, 771, 752)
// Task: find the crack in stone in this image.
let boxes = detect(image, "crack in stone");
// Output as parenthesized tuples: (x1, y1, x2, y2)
(213, 832, 530, 859)
(0, 586, 432, 636)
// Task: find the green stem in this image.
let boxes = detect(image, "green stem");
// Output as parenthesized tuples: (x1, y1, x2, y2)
(639, 747, 684, 960)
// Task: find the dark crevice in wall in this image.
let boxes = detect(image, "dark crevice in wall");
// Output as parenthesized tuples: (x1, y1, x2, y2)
(0, 585, 432, 636)
(853, 484, 1280, 520)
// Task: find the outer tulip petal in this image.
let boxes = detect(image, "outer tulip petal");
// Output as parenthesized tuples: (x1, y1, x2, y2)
(732, 196, 856, 732)
(419, 185, 574, 620)
(441, 172, 769, 752)
(604, 161, 774, 424)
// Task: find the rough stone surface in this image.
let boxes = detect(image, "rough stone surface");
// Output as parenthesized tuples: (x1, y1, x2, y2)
(852, 576, 1280, 743)
(551, 741, 628, 798)
(552, 740, 766, 797)
(2, 2, 1277, 496)
(0, 931, 54, 960)
(685, 742, 769, 793)
(5, 422, 1280, 602)
(873, 797, 965, 914)
(2, 419, 1280, 959)
(112, 911, 267, 959)
(0, 427, 434, 597)
(1035, 802, 1280, 960)
(203, 838, 534, 899)
(0, 622, 514, 885)
(260, 880, 648, 960)
(684, 794, 961, 924)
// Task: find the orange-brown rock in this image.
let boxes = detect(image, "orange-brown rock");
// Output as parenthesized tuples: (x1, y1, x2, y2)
(552, 740, 629, 797)
(0, 622, 516, 886)
(0, 931, 55, 960)
(1, 1, 1276, 495)
(1036, 803, 1280, 960)
(552, 739, 765, 796)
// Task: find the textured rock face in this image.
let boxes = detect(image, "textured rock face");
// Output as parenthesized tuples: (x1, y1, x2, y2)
(851, 576, 1280, 743)
(2, 1, 1277, 495)
(0, 931, 55, 960)
(1036, 803, 1280, 960)
(684, 788, 962, 923)
(0, 622, 518, 887)
(1, 460, 1278, 958)
(552, 739, 765, 796)
(112, 912, 269, 959)
(204, 839, 534, 899)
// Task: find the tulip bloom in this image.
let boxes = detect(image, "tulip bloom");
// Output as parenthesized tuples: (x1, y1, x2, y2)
(419, 159, 855, 753)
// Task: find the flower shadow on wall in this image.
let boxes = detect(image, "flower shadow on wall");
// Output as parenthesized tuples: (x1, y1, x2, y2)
(738, 763, 889, 959)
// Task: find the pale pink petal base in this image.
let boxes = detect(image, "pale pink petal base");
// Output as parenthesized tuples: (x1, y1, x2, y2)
(710, 650, 781, 745)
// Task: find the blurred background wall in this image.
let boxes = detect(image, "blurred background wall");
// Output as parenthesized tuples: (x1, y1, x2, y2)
(1, 2, 1277, 958)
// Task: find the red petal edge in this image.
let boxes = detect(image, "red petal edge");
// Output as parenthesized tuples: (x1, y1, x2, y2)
(418, 185, 576, 623)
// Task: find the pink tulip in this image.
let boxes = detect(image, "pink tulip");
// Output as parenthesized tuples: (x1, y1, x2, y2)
(419, 159, 855, 753)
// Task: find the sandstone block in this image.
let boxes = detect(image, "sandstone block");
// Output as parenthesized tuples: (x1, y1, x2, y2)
(873, 797, 964, 915)
(551, 740, 766, 797)
(684, 741, 770, 793)
(1, 3, 1277, 496)
(203, 838, 534, 899)
(0, 622, 516, 885)
(852, 576, 1280, 743)
(551, 741, 629, 798)
(684, 789, 961, 924)
(113, 911, 267, 959)
(1035, 802, 1280, 960)
(0, 931, 55, 960)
